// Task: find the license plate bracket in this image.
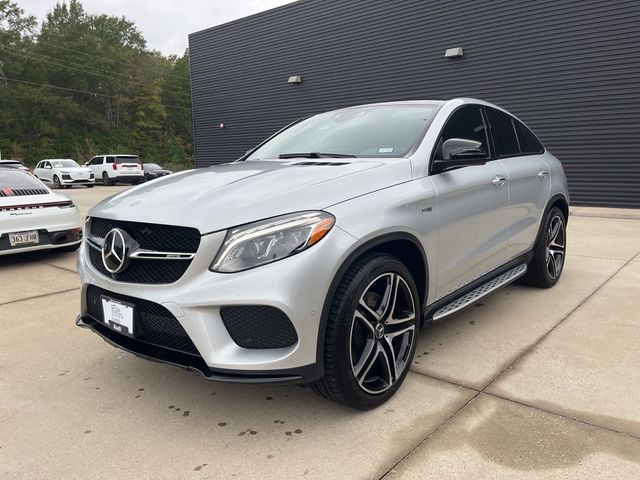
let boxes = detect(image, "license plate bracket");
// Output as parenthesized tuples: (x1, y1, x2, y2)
(8, 230, 39, 247)
(100, 296, 136, 337)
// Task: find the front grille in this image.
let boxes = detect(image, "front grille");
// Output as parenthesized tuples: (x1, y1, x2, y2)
(220, 306, 298, 349)
(90, 217, 200, 253)
(87, 217, 201, 284)
(85, 285, 200, 356)
(88, 247, 191, 284)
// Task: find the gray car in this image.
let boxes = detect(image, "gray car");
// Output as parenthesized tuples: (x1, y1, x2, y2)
(76, 98, 569, 409)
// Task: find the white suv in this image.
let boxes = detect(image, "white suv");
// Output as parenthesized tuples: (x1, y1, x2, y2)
(34, 159, 95, 188)
(86, 155, 144, 186)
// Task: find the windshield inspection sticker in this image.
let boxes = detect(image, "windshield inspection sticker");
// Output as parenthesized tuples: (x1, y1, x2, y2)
(378, 147, 394, 154)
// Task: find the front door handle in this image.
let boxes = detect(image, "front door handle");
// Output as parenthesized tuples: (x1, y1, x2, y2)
(492, 175, 506, 187)
(538, 170, 549, 179)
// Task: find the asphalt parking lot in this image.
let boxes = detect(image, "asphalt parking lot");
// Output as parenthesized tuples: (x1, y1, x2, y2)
(1, 186, 639, 479)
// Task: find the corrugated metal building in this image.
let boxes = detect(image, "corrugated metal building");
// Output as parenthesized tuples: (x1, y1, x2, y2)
(189, 0, 640, 207)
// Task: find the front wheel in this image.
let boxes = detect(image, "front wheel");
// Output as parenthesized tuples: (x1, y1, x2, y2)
(311, 253, 419, 409)
(52, 175, 61, 189)
(523, 206, 567, 288)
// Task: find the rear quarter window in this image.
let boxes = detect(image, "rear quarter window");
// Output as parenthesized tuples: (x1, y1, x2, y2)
(515, 121, 545, 154)
(487, 108, 520, 157)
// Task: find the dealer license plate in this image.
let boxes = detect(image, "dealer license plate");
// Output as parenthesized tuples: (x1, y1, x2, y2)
(9, 230, 39, 247)
(101, 296, 135, 336)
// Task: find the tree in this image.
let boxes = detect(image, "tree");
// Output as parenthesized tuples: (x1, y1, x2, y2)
(0, 0, 193, 167)
(0, 0, 37, 47)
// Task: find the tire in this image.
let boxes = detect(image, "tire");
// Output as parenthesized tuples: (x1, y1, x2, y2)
(53, 175, 61, 189)
(102, 172, 113, 186)
(86, 185, 94, 188)
(523, 206, 567, 288)
(311, 253, 420, 409)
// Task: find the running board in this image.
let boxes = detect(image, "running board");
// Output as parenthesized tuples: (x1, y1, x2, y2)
(432, 264, 528, 321)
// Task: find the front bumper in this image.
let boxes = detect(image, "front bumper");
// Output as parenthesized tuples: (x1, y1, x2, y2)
(61, 177, 94, 185)
(76, 314, 319, 384)
(76, 225, 357, 382)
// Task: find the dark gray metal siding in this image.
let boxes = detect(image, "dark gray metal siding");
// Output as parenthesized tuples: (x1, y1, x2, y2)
(189, 0, 640, 208)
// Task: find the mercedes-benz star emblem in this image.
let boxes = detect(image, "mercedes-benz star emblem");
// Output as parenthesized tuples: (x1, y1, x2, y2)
(102, 228, 129, 274)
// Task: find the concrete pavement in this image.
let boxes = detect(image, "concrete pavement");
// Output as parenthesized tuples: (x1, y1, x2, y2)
(1, 186, 639, 479)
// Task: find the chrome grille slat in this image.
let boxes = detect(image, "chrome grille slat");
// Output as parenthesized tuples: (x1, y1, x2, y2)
(86, 217, 200, 284)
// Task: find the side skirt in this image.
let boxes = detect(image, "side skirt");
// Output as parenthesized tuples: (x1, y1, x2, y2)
(423, 252, 533, 322)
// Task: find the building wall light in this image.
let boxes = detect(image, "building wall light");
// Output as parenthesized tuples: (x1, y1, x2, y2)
(444, 47, 464, 58)
(288, 75, 303, 84)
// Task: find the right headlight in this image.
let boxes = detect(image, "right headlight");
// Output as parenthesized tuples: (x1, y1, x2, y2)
(210, 211, 335, 273)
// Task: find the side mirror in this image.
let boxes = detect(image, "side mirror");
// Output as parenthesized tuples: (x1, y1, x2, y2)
(84, 162, 89, 166)
(433, 138, 488, 173)
(45, 165, 52, 170)
(442, 138, 485, 160)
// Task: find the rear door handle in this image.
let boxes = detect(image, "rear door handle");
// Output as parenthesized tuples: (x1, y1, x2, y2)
(538, 170, 549, 179)
(492, 175, 506, 187)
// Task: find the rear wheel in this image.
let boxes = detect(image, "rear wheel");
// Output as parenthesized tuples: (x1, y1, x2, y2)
(52, 175, 61, 189)
(311, 253, 419, 409)
(523, 206, 566, 288)
(102, 172, 113, 186)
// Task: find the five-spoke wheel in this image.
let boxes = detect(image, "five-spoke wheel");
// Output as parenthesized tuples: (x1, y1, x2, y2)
(546, 214, 565, 280)
(524, 205, 567, 288)
(312, 253, 419, 409)
(350, 273, 416, 394)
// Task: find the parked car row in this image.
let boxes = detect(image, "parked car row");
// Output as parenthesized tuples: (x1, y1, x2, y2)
(6, 154, 173, 188)
(0, 154, 172, 257)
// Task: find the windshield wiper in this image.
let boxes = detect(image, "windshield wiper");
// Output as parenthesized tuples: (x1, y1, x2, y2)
(278, 152, 357, 159)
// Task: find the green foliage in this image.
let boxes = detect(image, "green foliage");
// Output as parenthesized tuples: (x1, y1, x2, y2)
(0, 0, 193, 168)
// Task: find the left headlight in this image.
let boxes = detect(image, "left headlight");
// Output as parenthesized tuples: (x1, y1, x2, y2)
(210, 211, 335, 273)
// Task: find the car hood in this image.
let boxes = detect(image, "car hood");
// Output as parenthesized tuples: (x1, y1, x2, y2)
(89, 158, 412, 232)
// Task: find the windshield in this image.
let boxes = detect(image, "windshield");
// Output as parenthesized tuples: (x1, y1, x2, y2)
(116, 156, 139, 164)
(247, 104, 440, 160)
(52, 160, 80, 168)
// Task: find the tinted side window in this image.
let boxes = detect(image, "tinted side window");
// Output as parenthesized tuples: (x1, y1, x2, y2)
(515, 121, 544, 154)
(106, 156, 115, 164)
(487, 109, 519, 157)
(434, 106, 489, 161)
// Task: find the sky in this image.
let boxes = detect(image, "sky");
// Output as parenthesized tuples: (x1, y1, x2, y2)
(19, 0, 298, 56)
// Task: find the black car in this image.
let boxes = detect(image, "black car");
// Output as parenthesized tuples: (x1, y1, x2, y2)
(143, 163, 172, 182)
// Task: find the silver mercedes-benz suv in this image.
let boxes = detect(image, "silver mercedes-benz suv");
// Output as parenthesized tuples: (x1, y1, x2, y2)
(77, 98, 569, 409)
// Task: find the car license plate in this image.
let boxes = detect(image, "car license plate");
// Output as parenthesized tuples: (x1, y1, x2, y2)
(9, 230, 39, 247)
(101, 296, 135, 336)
